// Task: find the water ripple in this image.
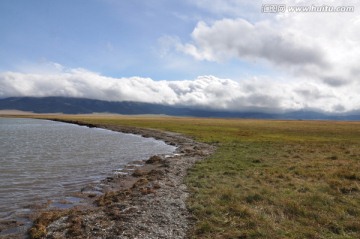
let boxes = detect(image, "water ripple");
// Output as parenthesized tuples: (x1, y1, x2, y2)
(0, 118, 175, 221)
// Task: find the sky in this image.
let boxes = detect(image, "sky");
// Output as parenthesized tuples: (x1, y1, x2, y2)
(1, 0, 360, 113)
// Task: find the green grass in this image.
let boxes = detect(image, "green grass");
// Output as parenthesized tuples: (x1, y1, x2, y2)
(32, 115, 360, 238)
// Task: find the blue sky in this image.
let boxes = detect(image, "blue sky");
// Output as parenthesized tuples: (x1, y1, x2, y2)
(0, 0, 234, 79)
(1, 0, 360, 113)
(0, 0, 275, 80)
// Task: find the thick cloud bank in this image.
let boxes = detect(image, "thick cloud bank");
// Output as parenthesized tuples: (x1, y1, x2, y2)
(176, 1, 360, 87)
(179, 19, 325, 67)
(154, 0, 360, 113)
(1, 66, 359, 113)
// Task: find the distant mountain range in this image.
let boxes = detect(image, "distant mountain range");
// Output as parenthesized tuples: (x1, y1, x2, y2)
(0, 96, 359, 120)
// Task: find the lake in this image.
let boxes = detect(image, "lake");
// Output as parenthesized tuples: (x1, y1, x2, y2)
(0, 118, 175, 235)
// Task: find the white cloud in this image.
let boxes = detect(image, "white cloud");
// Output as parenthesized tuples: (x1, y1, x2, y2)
(178, 19, 326, 66)
(176, 0, 360, 87)
(2, 1, 360, 114)
(1, 64, 359, 113)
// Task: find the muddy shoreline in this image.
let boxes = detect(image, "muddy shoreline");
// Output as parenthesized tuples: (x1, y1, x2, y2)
(25, 119, 215, 238)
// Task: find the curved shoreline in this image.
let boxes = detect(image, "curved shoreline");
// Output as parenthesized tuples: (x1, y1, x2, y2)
(30, 119, 215, 238)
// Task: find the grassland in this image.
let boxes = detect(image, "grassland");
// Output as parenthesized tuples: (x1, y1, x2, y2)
(27, 115, 360, 238)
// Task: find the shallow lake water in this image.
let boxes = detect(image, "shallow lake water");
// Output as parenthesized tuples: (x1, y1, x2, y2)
(0, 118, 175, 234)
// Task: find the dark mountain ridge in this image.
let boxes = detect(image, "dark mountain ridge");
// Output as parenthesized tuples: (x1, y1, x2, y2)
(0, 97, 359, 120)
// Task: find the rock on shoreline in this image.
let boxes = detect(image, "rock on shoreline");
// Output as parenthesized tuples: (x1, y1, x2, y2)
(31, 119, 215, 239)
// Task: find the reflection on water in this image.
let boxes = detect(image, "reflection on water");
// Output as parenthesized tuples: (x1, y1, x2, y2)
(0, 118, 175, 223)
